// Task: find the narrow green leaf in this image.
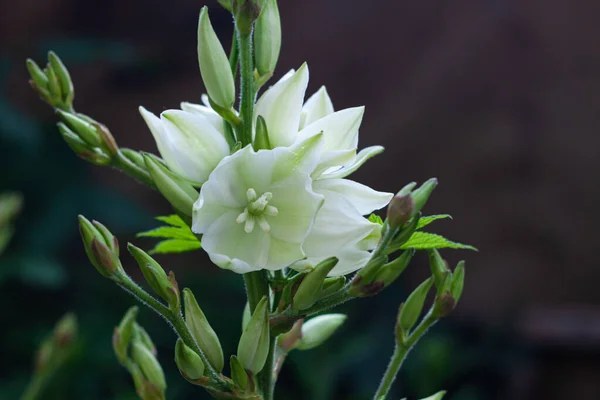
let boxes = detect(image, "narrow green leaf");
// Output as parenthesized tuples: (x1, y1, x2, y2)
(417, 214, 452, 229)
(149, 239, 202, 255)
(155, 214, 189, 228)
(138, 226, 197, 241)
(400, 232, 477, 251)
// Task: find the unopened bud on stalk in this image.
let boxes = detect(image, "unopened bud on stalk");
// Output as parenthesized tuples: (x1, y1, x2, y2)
(218, 0, 233, 12)
(130, 363, 165, 400)
(427, 249, 450, 294)
(57, 110, 102, 147)
(389, 212, 421, 248)
(253, 115, 272, 150)
(175, 339, 205, 380)
(348, 255, 388, 297)
(396, 277, 433, 340)
(233, 0, 261, 36)
(144, 155, 198, 219)
(229, 355, 249, 390)
(386, 194, 414, 229)
(57, 123, 110, 166)
(410, 178, 438, 216)
(26, 59, 49, 92)
(320, 276, 346, 297)
(53, 313, 78, 348)
(183, 288, 224, 372)
(48, 51, 74, 107)
(374, 248, 416, 287)
(254, 0, 281, 76)
(293, 257, 339, 312)
(121, 148, 147, 170)
(113, 306, 139, 364)
(128, 244, 180, 311)
(296, 314, 346, 350)
(134, 323, 157, 356)
(237, 296, 270, 374)
(131, 340, 167, 392)
(78, 215, 123, 280)
(197, 7, 236, 109)
(451, 261, 465, 304)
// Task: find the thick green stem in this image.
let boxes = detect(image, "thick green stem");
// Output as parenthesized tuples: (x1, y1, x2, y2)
(258, 336, 276, 400)
(373, 310, 438, 400)
(118, 276, 229, 391)
(237, 29, 255, 147)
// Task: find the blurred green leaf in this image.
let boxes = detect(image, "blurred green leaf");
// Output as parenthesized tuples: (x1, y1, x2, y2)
(401, 232, 476, 251)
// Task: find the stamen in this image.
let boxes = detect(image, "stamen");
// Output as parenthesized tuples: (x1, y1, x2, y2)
(264, 205, 278, 216)
(236, 207, 249, 223)
(246, 188, 257, 202)
(257, 215, 271, 232)
(244, 216, 255, 233)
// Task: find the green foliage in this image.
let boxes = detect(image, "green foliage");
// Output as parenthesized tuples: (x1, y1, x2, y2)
(368, 213, 384, 225)
(137, 215, 201, 255)
(401, 232, 477, 251)
(416, 214, 452, 229)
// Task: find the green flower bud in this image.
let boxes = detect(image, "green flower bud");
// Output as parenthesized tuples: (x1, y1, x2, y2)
(254, 0, 281, 76)
(411, 178, 438, 216)
(45, 65, 62, 102)
(427, 249, 449, 294)
(237, 296, 270, 374)
(25, 59, 49, 91)
(396, 277, 433, 339)
(35, 338, 54, 374)
(130, 362, 166, 400)
(175, 339, 205, 380)
(396, 182, 417, 197)
(131, 340, 167, 391)
(386, 194, 414, 229)
(134, 323, 157, 356)
(113, 306, 139, 364)
(233, 0, 261, 36)
(253, 115, 272, 150)
(320, 276, 346, 298)
(296, 314, 346, 350)
(53, 313, 77, 349)
(143, 155, 198, 219)
(128, 244, 180, 311)
(374, 248, 416, 288)
(121, 148, 147, 170)
(293, 257, 339, 312)
(218, 0, 233, 12)
(92, 219, 119, 257)
(451, 261, 465, 304)
(420, 391, 447, 400)
(348, 255, 388, 297)
(197, 7, 236, 109)
(48, 51, 74, 107)
(57, 110, 102, 147)
(78, 215, 123, 279)
(229, 355, 248, 391)
(242, 302, 251, 331)
(183, 288, 224, 372)
(389, 212, 421, 249)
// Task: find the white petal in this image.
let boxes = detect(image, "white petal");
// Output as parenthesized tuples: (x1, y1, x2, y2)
(297, 107, 364, 152)
(321, 145, 384, 180)
(180, 102, 226, 133)
(322, 246, 372, 277)
(300, 86, 334, 129)
(161, 110, 230, 184)
(255, 64, 309, 148)
(311, 149, 356, 179)
(313, 179, 392, 215)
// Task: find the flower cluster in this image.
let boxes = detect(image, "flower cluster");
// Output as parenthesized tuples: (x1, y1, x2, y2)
(140, 65, 392, 276)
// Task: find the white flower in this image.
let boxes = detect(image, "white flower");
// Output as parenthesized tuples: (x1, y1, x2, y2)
(192, 135, 325, 274)
(139, 106, 230, 185)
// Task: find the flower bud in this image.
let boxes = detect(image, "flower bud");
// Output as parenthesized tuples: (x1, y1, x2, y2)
(348, 255, 388, 297)
(374, 248, 415, 288)
(128, 243, 180, 311)
(233, 0, 261, 36)
(427, 249, 450, 294)
(411, 178, 438, 216)
(183, 288, 224, 372)
(242, 302, 251, 331)
(451, 261, 465, 304)
(396, 182, 417, 197)
(25, 59, 49, 92)
(48, 51, 74, 107)
(277, 319, 303, 352)
(175, 339, 205, 380)
(58, 122, 110, 165)
(296, 314, 346, 350)
(78, 215, 123, 279)
(197, 7, 236, 109)
(53, 313, 77, 349)
(144, 155, 198, 219)
(134, 323, 157, 356)
(218, 0, 233, 12)
(229, 355, 248, 391)
(130, 363, 166, 400)
(92, 219, 119, 257)
(396, 277, 433, 340)
(57, 110, 102, 147)
(320, 276, 346, 298)
(237, 296, 270, 374)
(389, 212, 421, 249)
(386, 194, 414, 229)
(45, 65, 62, 103)
(131, 340, 167, 391)
(253, 115, 272, 150)
(113, 306, 139, 364)
(293, 257, 339, 312)
(121, 148, 147, 170)
(254, 0, 281, 76)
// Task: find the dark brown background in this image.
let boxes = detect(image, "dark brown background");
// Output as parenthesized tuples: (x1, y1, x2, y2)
(2, 0, 600, 399)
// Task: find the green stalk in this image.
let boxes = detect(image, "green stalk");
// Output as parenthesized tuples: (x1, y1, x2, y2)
(118, 276, 229, 391)
(373, 310, 438, 400)
(113, 151, 155, 188)
(236, 28, 255, 147)
(258, 336, 277, 400)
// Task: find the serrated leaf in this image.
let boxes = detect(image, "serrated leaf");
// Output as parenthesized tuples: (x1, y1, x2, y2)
(155, 214, 189, 228)
(149, 239, 202, 255)
(368, 213, 383, 225)
(138, 226, 197, 241)
(400, 232, 476, 251)
(417, 214, 452, 229)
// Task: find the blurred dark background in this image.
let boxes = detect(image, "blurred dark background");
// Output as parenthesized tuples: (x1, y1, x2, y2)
(1, 0, 599, 399)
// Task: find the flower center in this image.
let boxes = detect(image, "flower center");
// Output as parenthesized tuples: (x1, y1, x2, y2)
(236, 188, 279, 233)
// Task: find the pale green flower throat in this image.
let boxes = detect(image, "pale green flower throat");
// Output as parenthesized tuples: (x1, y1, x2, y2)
(236, 188, 279, 233)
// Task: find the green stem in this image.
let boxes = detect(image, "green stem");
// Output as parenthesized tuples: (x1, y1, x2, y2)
(237, 29, 255, 147)
(258, 336, 276, 400)
(373, 310, 438, 400)
(20, 350, 70, 400)
(244, 271, 269, 313)
(113, 151, 155, 188)
(118, 276, 229, 391)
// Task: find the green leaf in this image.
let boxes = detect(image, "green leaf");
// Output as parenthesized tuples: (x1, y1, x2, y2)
(138, 215, 201, 255)
(150, 239, 202, 255)
(401, 232, 476, 251)
(417, 214, 452, 229)
(368, 213, 384, 225)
